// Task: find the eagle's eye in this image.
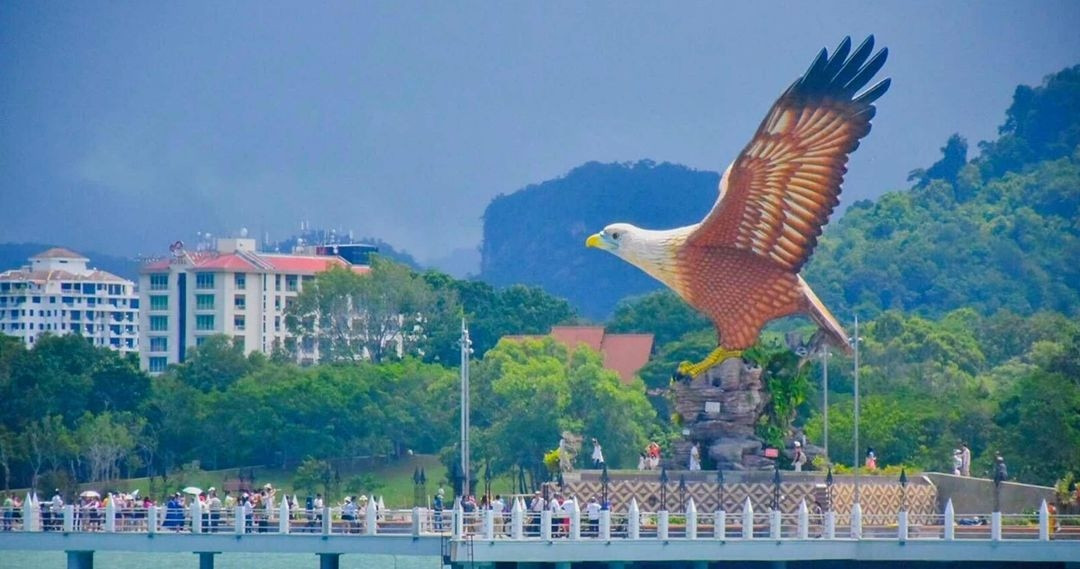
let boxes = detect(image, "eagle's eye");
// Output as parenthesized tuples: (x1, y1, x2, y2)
(612, 232, 621, 240)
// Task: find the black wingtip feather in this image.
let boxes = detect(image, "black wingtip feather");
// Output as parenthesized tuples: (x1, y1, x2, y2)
(854, 78, 891, 105)
(794, 35, 888, 105)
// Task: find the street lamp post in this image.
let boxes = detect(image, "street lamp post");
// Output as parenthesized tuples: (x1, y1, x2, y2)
(460, 319, 472, 498)
(600, 463, 611, 509)
(899, 468, 908, 512)
(483, 462, 492, 504)
(678, 475, 688, 512)
(822, 349, 830, 464)
(825, 467, 834, 512)
(852, 316, 861, 505)
(716, 468, 725, 512)
(659, 468, 669, 512)
(772, 461, 782, 511)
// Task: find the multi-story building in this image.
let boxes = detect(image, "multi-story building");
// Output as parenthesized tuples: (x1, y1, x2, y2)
(0, 248, 139, 353)
(139, 238, 370, 373)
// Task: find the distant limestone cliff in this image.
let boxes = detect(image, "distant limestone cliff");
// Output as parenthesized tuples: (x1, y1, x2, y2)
(480, 160, 720, 319)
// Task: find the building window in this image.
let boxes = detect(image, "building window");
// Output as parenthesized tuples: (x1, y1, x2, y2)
(150, 295, 168, 310)
(234, 294, 246, 310)
(149, 273, 169, 290)
(233, 336, 246, 351)
(234, 315, 246, 331)
(196, 294, 215, 310)
(150, 337, 168, 352)
(196, 314, 215, 331)
(150, 315, 168, 331)
(149, 357, 168, 373)
(195, 272, 215, 289)
(108, 284, 122, 295)
(32, 296, 40, 304)
(285, 275, 298, 292)
(195, 336, 208, 347)
(234, 273, 246, 290)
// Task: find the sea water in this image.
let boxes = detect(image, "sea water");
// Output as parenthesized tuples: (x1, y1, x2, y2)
(0, 552, 445, 569)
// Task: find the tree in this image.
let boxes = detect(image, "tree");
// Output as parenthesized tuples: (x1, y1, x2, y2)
(287, 258, 455, 363)
(75, 412, 140, 482)
(174, 335, 259, 392)
(608, 290, 711, 346)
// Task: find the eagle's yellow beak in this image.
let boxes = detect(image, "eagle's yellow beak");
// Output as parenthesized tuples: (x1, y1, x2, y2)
(585, 233, 605, 249)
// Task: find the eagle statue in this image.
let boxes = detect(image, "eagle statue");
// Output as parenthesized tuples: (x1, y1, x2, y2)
(586, 36, 889, 378)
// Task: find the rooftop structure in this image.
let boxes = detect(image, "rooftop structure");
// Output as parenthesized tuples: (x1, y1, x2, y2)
(0, 248, 138, 353)
(139, 238, 370, 373)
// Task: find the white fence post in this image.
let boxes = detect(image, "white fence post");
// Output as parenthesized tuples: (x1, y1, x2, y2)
(148, 506, 158, 534)
(412, 507, 421, 538)
(1039, 500, 1050, 541)
(944, 499, 954, 541)
(770, 509, 781, 540)
(63, 505, 74, 533)
(797, 499, 808, 540)
(686, 499, 698, 540)
(898, 510, 908, 542)
(599, 508, 611, 540)
(850, 502, 862, 540)
(190, 499, 201, 534)
(540, 510, 552, 541)
(24, 494, 38, 532)
(483, 508, 494, 540)
(365, 499, 377, 536)
(658, 510, 669, 540)
(451, 504, 462, 540)
(235, 506, 245, 535)
(742, 498, 753, 539)
(715, 509, 726, 540)
(279, 496, 290, 534)
(991, 511, 1001, 541)
(105, 498, 116, 533)
(628, 499, 640, 540)
(824, 510, 835, 539)
(570, 505, 581, 540)
(511, 499, 523, 540)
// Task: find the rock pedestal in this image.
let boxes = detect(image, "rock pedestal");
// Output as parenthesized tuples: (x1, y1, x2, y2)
(670, 358, 773, 470)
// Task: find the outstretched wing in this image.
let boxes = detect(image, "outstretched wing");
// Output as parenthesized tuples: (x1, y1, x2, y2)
(688, 36, 890, 273)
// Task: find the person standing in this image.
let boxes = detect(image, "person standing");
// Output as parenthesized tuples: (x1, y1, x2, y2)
(994, 452, 1008, 481)
(689, 443, 702, 471)
(960, 443, 972, 477)
(792, 441, 807, 472)
(432, 488, 445, 532)
(865, 448, 877, 471)
(591, 439, 605, 469)
(585, 496, 601, 537)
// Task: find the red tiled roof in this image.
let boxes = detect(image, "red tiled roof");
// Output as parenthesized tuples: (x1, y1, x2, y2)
(141, 251, 367, 275)
(599, 334, 655, 385)
(503, 326, 654, 385)
(196, 254, 258, 270)
(31, 247, 87, 260)
(550, 326, 606, 352)
(261, 255, 349, 273)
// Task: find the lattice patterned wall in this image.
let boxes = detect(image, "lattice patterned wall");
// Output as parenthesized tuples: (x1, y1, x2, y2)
(562, 479, 936, 519)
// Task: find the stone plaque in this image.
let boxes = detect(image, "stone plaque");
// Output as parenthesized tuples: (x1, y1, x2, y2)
(704, 401, 721, 414)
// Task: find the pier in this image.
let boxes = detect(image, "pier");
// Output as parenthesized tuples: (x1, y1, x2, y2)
(2, 490, 1079, 568)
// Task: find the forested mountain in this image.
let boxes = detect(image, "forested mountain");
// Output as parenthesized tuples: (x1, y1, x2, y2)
(481, 161, 719, 319)
(804, 65, 1080, 319)
(480, 65, 1080, 321)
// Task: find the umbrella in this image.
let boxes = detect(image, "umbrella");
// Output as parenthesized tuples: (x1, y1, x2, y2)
(182, 487, 202, 495)
(80, 490, 100, 499)
(131, 489, 139, 498)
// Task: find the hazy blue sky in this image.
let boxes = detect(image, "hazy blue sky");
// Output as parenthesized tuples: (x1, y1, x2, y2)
(2, 1, 1078, 269)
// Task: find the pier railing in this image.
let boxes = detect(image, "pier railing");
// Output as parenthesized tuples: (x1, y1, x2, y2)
(4, 494, 1079, 542)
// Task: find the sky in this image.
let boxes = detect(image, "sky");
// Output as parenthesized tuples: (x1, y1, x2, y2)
(2, 1, 1078, 271)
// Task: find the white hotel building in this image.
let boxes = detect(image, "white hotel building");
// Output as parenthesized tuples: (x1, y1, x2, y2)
(0, 248, 139, 353)
(139, 238, 371, 373)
